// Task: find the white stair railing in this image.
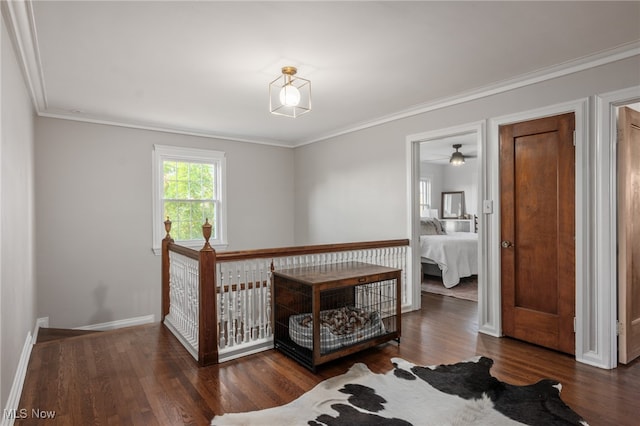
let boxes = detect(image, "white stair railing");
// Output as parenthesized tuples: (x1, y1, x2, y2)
(215, 245, 408, 362)
(163, 251, 199, 359)
(161, 221, 409, 366)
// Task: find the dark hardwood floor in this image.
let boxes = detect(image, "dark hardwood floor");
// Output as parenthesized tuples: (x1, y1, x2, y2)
(17, 293, 640, 425)
(35, 327, 100, 344)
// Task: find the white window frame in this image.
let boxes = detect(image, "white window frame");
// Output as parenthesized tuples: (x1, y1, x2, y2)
(419, 178, 432, 217)
(152, 144, 228, 255)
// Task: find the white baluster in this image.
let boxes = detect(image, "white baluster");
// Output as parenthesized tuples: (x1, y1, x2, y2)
(207, 244, 408, 361)
(165, 252, 200, 358)
(251, 262, 257, 342)
(228, 269, 236, 347)
(238, 264, 245, 345)
(237, 265, 243, 345)
(265, 290, 272, 337)
(219, 266, 227, 348)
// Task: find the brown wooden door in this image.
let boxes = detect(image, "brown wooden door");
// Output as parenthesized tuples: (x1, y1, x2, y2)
(618, 106, 640, 364)
(499, 113, 575, 354)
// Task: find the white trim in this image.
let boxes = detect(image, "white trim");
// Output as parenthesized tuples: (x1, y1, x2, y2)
(31, 317, 48, 345)
(0, 0, 46, 111)
(1, 332, 33, 426)
(406, 122, 485, 315)
(4, 2, 639, 149)
(405, 140, 421, 311)
(301, 42, 640, 147)
(487, 98, 591, 363)
(0, 12, 4, 418)
(163, 318, 198, 360)
(3, 1, 291, 149)
(480, 110, 502, 337)
(595, 86, 640, 369)
(219, 339, 274, 363)
(476, 122, 495, 336)
(152, 144, 228, 255)
(73, 314, 155, 332)
(39, 111, 294, 149)
(0, 314, 154, 425)
(151, 241, 229, 256)
(574, 99, 591, 367)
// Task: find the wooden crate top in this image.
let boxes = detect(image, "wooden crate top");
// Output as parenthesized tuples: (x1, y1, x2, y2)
(272, 261, 400, 286)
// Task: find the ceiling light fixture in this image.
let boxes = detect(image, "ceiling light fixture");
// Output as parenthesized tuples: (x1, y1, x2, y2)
(269, 66, 311, 118)
(450, 144, 466, 166)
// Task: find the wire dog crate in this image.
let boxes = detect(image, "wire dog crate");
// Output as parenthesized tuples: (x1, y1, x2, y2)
(273, 262, 401, 371)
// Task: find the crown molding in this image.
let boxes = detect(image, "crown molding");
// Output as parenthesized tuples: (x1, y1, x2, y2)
(5, 0, 639, 149)
(3, 0, 294, 148)
(2, 0, 47, 110)
(38, 111, 295, 149)
(297, 40, 640, 147)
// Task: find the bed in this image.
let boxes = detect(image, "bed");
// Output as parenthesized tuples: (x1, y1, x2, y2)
(419, 218, 478, 288)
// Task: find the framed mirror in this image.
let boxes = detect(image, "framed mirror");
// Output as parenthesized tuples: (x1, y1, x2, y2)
(441, 191, 465, 219)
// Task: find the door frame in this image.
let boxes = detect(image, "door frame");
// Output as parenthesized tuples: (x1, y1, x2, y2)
(488, 98, 590, 361)
(405, 121, 486, 313)
(596, 86, 640, 369)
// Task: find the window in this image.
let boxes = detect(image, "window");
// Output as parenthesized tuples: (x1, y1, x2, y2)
(152, 145, 227, 254)
(419, 178, 432, 217)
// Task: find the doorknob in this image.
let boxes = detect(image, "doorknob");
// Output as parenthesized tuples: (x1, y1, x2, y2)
(501, 240, 514, 248)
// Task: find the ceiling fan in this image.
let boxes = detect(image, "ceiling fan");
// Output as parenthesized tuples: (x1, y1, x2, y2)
(449, 144, 476, 165)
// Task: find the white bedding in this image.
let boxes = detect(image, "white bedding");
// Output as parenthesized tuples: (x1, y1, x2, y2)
(420, 232, 478, 288)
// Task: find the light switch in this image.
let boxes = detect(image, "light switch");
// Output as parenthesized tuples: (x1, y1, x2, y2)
(483, 200, 493, 214)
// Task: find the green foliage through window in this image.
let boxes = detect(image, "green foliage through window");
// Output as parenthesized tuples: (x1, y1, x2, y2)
(163, 161, 218, 241)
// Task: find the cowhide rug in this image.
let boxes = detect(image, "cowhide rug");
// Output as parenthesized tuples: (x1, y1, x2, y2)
(211, 356, 589, 426)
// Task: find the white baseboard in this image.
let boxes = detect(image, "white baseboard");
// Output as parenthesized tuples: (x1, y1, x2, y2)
(1, 315, 154, 425)
(73, 314, 155, 331)
(31, 317, 49, 345)
(1, 315, 155, 425)
(2, 317, 49, 425)
(1, 331, 34, 426)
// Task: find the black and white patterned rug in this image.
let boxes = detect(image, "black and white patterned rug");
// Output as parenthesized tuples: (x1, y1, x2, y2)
(211, 356, 588, 425)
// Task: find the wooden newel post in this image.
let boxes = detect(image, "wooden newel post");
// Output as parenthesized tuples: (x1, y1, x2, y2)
(161, 217, 174, 321)
(198, 218, 218, 366)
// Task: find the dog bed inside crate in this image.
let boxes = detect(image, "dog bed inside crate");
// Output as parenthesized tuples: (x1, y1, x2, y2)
(288, 306, 386, 352)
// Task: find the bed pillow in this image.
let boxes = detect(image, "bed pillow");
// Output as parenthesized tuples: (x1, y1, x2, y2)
(432, 218, 447, 235)
(420, 218, 445, 235)
(419, 219, 438, 235)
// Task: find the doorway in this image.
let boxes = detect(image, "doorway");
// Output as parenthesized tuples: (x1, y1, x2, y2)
(406, 122, 484, 313)
(488, 98, 590, 363)
(499, 113, 576, 354)
(419, 135, 479, 303)
(617, 103, 640, 364)
(593, 89, 640, 369)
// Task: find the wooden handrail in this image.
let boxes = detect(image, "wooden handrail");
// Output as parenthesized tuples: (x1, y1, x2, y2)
(215, 239, 410, 262)
(166, 235, 409, 263)
(167, 242, 199, 260)
(198, 219, 218, 366)
(162, 217, 409, 367)
(162, 218, 219, 366)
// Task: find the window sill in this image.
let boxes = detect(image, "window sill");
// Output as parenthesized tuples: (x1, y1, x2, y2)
(152, 241, 229, 256)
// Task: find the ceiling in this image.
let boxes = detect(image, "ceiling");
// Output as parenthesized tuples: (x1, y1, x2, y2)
(6, 1, 640, 147)
(419, 133, 477, 165)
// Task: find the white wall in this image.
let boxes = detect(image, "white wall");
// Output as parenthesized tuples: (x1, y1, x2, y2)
(293, 127, 407, 244)
(419, 160, 478, 217)
(1, 18, 36, 406)
(419, 162, 443, 215)
(294, 56, 640, 245)
(34, 118, 294, 328)
(441, 158, 478, 217)
(294, 54, 640, 368)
